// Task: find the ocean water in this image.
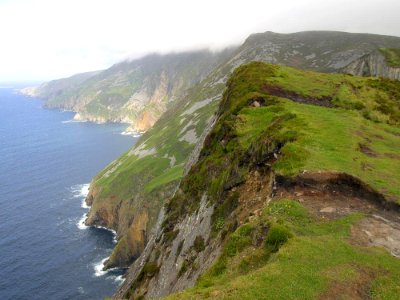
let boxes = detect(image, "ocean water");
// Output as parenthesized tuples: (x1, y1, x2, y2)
(0, 88, 138, 299)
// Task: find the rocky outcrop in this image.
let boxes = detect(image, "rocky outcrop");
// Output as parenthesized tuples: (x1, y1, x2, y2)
(341, 51, 400, 80)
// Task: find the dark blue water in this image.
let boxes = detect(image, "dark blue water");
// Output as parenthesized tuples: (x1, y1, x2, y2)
(0, 88, 138, 299)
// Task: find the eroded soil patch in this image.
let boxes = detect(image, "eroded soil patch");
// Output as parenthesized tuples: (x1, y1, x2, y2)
(274, 171, 400, 259)
(262, 83, 333, 107)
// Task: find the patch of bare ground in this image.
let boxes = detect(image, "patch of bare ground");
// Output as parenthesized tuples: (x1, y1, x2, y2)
(232, 168, 274, 224)
(262, 83, 333, 107)
(274, 171, 400, 259)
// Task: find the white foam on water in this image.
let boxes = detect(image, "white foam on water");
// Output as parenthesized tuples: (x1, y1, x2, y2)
(81, 198, 90, 209)
(114, 275, 125, 284)
(62, 119, 87, 124)
(107, 274, 125, 285)
(70, 184, 90, 209)
(77, 213, 88, 230)
(71, 183, 90, 198)
(120, 131, 142, 138)
(93, 257, 109, 277)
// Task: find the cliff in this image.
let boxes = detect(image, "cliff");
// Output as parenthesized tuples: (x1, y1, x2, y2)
(32, 50, 235, 131)
(341, 49, 400, 80)
(84, 31, 400, 271)
(115, 62, 400, 299)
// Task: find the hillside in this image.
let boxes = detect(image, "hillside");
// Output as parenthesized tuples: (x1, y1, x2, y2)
(82, 31, 400, 271)
(32, 50, 235, 131)
(116, 62, 400, 299)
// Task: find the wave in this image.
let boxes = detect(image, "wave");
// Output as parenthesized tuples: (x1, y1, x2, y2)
(107, 274, 125, 285)
(120, 131, 142, 138)
(62, 119, 88, 124)
(77, 213, 88, 230)
(81, 198, 90, 209)
(71, 183, 90, 198)
(93, 257, 109, 277)
(94, 257, 126, 284)
(113, 275, 125, 284)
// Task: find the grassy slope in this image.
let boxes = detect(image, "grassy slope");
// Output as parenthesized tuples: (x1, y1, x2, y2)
(241, 64, 400, 199)
(379, 48, 400, 67)
(238, 101, 400, 200)
(163, 62, 400, 231)
(168, 200, 400, 299)
(160, 62, 400, 299)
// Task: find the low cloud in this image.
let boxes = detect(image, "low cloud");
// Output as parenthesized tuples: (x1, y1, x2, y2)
(0, 0, 399, 81)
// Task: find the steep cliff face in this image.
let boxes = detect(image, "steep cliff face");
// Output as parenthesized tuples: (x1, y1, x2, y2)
(115, 62, 400, 299)
(341, 50, 400, 80)
(33, 50, 235, 131)
(84, 31, 400, 270)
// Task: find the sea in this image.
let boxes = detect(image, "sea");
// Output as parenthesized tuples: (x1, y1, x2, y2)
(0, 87, 139, 299)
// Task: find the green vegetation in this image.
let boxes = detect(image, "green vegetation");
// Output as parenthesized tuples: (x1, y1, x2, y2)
(125, 261, 160, 299)
(193, 236, 206, 252)
(144, 165, 184, 193)
(264, 223, 293, 251)
(163, 62, 400, 238)
(168, 200, 400, 299)
(379, 48, 400, 67)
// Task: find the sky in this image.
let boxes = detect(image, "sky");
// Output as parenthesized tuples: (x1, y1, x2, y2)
(0, 0, 399, 82)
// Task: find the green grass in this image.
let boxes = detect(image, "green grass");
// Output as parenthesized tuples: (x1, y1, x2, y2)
(162, 62, 400, 235)
(167, 200, 400, 300)
(237, 100, 400, 201)
(379, 48, 400, 67)
(144, 165, 184, 193)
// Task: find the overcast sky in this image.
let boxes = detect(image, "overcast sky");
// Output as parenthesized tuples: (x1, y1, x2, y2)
(1, 0, 399, 82)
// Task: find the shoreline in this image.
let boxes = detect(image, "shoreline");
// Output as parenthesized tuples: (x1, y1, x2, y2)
(74, 183, 126, 283)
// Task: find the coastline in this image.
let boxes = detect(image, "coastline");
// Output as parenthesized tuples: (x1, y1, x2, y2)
(74, 183, 126, 283)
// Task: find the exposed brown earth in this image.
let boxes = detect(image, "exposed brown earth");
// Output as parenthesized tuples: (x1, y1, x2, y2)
(262, 83, 333, 107)
(275, 171, 400, 260)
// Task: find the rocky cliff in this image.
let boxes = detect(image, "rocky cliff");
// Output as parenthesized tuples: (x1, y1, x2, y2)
(341, 50, 400, 80)
(83, 31, 400, 271)
(115, 62, 400, 299)
(31, 50, 235, 131)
